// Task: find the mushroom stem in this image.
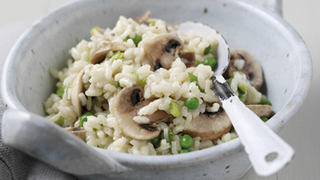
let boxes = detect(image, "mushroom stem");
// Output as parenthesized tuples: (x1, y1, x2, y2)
(89, 42, 128, 64)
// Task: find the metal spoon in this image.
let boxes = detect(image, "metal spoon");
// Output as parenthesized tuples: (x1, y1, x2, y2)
(176, 22, 294, 177)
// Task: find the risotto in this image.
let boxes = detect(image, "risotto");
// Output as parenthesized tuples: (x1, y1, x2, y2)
(43, 12, 273, 155)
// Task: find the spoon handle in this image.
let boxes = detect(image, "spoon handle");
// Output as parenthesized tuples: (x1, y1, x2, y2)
(212, 75, 294, 177)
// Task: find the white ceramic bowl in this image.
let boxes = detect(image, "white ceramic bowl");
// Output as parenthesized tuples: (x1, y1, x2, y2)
(1, 0, 312, 179)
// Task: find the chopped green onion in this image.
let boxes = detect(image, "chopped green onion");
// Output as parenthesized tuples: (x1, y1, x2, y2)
(110, 51, 124, 62)
(79, 112, 94, 127)
(55, 116, 64, 126)
(180, 135, 194, 149)
(169, 101, 180, 117)
(168, 131, 175, 144)
(238, 83, 248, 93)
(134, 73, 147, 87)
(231, 71, 244, 78)
(203, 57, 217, 71)
(185, 97, 199, 110)
(260, 116, 269, 122)
(178, 52, 182, 57)
(124, 36, 130, 42)
(179, 149, 190, 154)
(188, 72, 198, 82)
(132, 34, 142, 46)
(230, 126, 235, 132)
(151, 21, 155, 26)
(124, 34, 142, 47)
(196, 84, 205, 93)
(239, 95, 245, 103)
(195, 61, 199, 66)
(203, 44, 212, 55)
(118, 81, 123, 89)
(90, 26, 100, 36)
(231, 137, 237, 140)
(56, 87, 65, 98)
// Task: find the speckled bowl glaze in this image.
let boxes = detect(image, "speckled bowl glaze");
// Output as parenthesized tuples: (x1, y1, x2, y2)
(1, 0, 312, 179)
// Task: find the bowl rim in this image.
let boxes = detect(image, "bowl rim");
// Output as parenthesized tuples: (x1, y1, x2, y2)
(1, 0, 313, 167)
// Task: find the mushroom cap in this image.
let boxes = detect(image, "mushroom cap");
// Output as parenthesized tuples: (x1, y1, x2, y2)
(89, 42, 128, 64)
(113, 85, 171, 140)
(180, 51, 196, 68)
(70, 69, 84, 117)
(226, 48, 264, 90)
(183, 110, 232, 141)
(133, 11, 152, 24)
(141, 34, 183, 71)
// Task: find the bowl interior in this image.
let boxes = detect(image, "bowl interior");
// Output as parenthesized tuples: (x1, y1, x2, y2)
(3, 0, 310, 145)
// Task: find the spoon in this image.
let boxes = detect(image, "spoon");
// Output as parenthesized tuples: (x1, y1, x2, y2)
(176, 22, 294, 177)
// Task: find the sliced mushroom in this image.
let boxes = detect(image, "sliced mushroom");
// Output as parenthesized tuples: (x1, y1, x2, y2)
(226, 48, 263, 90)
(133, 11, 177, 32)
(113, 85, 172, 140)
(89, 42, 128, 64)
(70, 69, 84, 117)
(183, 104, 273, 141)
(65, 127, 86, 141)
(91, 28, 106, 39)
(247, 104, 273, 118)
(134, 11, 152, 24)
(183, 110, 232, 141)
(180, 52, 196, 67)
(141, 34, 183, 71)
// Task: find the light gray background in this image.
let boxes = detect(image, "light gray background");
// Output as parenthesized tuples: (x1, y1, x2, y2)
(0, 0, 319, 179)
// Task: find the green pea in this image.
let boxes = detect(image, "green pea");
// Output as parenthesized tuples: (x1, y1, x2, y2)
(134, 73, 147, 87)
(56, 87, 65, 98)
(79, 112, 94, 127)
(203, 44, 212, 55)
(151, 131, 162, 147)
(260, 116, 269, 122)
(184, 97, 199, 110)
(169, 101, 180, 117)
(55, 116, 64, 126)
(90, 26, 100, 36)
(180, 135, 194, 149)
(260, 99, 272, 105)
(203, 57, 217, 71)
(179, 149, 190, 154)
(188, 72, 198, 82)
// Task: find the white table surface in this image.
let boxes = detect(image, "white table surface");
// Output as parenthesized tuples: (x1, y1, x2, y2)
(0, 0, 319, 179)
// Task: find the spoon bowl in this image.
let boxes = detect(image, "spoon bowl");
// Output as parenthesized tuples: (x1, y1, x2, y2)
(176, 22, 230, 75)
(176, 21, 294, 177)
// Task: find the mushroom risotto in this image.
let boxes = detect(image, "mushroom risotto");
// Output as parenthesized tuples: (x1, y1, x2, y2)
(43, 12, 273, 155)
